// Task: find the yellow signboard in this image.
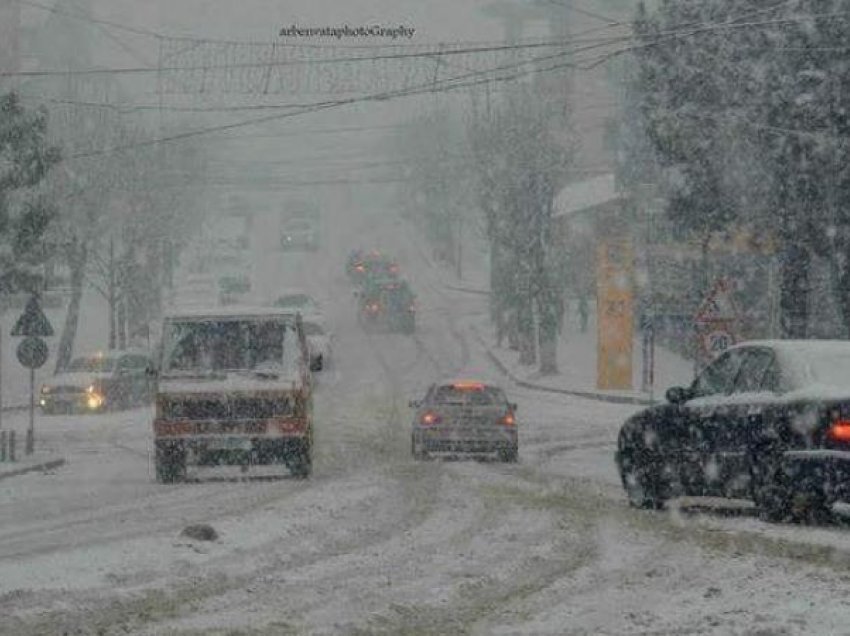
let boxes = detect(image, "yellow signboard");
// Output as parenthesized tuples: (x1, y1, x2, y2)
(596, 239, 634, 390)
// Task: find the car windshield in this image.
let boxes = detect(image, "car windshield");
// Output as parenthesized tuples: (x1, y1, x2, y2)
(66, 357, 116, 373)
(161, 318, 292, 372)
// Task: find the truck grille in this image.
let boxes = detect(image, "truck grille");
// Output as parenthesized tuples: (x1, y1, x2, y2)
(160, 396, 293, 420)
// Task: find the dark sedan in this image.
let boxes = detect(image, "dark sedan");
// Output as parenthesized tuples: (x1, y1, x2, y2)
(616, 340, 850, 522)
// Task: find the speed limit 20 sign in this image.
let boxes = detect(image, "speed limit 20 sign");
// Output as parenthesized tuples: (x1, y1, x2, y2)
(703, 330, 734, 358)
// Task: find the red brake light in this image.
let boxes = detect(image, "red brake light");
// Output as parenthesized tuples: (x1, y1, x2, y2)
(452, 381, 485, 391)
(500, 412, 516, 426)
(828, 421, 850, 443)
(355, 264, 365, 272)
(421, 411, 442, 426)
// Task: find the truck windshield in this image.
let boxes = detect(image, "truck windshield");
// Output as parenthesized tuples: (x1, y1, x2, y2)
(161, 319, 291, 372)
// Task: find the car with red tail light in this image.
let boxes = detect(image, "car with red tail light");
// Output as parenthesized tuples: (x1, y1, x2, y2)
(616, 340, 850, 522)
(410, 380, 518, 462)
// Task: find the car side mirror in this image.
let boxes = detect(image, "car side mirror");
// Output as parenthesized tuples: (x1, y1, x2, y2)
(409, 400, 421, 409)
(665, 386, 690, 405)
(510, 402, 518, 411)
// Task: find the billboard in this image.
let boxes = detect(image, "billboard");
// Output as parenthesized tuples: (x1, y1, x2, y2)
(596, 239, 634, 390)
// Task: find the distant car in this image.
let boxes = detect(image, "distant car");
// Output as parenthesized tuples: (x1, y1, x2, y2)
(281, 218, 318, 251)
(616, 340, 850, 522)
(272, 290, 322, 316)
(357, 277, 415, 334)
(175, 274, 218, 308)
(302, 317, 332, 371)
(410, 380, 518, 462)
(346, 250, 399, 284)
(218, 272, 251, 305)
(40, 350, 155, 414)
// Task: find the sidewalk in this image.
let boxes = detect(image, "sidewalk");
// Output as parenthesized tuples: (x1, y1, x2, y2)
(474, 301, 696, 406)
(0, 452, 65, 481)
(427, 235, 696, 406)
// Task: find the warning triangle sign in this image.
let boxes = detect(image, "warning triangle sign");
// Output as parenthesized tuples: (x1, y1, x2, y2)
(11, 295, 54, 337)
(694, 279, 738, 324)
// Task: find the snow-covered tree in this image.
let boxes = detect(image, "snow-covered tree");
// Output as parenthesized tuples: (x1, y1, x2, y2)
(0, 92, 61, 295)
(626, 0, 850, 338)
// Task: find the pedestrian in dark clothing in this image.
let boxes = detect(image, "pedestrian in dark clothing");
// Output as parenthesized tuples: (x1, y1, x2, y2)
(578, 296, 589, 333)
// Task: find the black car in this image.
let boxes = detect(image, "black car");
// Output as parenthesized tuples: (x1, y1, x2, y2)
(616, 340, 850, 522)
(356, 277, 415, 334)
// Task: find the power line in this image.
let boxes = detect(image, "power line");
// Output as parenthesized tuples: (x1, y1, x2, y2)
(16, 0, 163, 39)
(0, 35, 628, 79)
(68, 46, 580, 159)
(536, 0, 621, 25)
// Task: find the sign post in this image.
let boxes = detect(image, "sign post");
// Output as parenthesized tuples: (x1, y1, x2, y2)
(11, 296, 53, 456)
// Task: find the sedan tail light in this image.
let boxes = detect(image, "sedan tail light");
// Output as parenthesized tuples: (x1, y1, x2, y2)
(421, 411, 442, 426)
(499, 412, 516, 427)
(827, 420, 850, 443)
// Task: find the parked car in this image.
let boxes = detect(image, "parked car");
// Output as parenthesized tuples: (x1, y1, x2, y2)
(40, 350, 156, 414)
(410, 380, 518, 462)
(616, 340, 850, 522)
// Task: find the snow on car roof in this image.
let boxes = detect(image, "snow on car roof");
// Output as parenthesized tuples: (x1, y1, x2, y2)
(730, 339, 850, 355)
(730, 339, 850, 394)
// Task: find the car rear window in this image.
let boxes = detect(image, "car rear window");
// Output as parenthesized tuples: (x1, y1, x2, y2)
(432, 385, 505, 406)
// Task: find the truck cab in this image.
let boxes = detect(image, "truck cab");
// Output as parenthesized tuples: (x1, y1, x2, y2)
(152, 306, 313, 482)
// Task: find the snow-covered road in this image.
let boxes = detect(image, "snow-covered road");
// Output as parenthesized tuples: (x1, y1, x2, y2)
(4, 186, 850, 636)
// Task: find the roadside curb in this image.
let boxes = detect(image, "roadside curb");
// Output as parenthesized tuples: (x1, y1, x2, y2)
(479, 333, 653, 406)
(0, 457, 65, 481)
(444, 284, 490, 296)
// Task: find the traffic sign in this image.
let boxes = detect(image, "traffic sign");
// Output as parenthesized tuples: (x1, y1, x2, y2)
(694, 278, 739, 324)
(11, 296, 54, 337)
(702, 329, 734, 358)
(16, 337, 48, 369)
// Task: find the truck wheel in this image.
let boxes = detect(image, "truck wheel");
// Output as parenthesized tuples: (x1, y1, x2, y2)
(499, 445, 518, 463)
(412, 434, 428, 460)
(155, 441, 186, 483)
(289, 449, 312, 479)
